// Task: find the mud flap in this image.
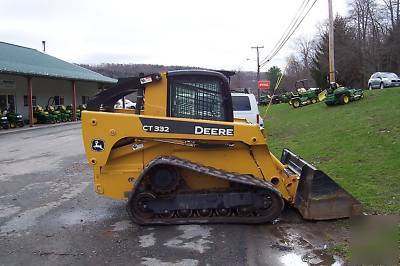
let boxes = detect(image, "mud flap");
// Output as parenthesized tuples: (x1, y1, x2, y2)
(281, 149, 362, 220)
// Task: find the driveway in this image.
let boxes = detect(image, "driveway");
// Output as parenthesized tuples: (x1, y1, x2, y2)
(0, 124, 346, 265)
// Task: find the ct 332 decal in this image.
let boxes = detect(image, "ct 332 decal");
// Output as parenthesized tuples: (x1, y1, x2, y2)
(140, 118, 234, 136)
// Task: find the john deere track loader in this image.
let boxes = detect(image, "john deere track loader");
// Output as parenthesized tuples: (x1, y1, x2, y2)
(82, 70, 361, 225)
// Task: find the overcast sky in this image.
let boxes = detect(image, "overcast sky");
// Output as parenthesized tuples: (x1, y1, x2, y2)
(0, 0, 348, 71)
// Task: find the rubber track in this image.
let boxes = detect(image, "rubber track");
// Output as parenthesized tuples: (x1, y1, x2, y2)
(127, 156, 284, 225)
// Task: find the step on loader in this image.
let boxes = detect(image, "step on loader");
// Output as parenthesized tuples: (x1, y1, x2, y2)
(81, 70, 361, 225)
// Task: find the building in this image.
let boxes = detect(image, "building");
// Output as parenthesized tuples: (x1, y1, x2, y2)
(0, 41, 117, 126)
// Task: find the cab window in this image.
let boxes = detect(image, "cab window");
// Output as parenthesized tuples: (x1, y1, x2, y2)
(169, 76, 229, 121)
(232, 96, 251, 111)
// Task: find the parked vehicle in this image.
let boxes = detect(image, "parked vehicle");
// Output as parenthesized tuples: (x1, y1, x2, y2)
(114, 98, 136, 109)
(1, 111, 9, 129)
(0, 109, 24, 129)
(289, 80, 326, 108)
(81, 70, 361, 225)
(259, 95, 281, 105)
(56, 105, 72, 122)
(6, 110, 24, 128)
(232, 92, 264, 128)
(325, 83, 364, 106)
(280, 92, 292, 103)
(33, 105, 59, 124)
(368, 72, 400, 89)
(45, 97, 63, 123)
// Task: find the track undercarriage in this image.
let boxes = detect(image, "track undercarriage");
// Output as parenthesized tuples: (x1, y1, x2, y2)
(127, 157, 284, 225)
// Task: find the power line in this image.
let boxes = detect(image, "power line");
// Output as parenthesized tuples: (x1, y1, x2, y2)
(260, 0, 310, 65)
(259, 0, 318, 69)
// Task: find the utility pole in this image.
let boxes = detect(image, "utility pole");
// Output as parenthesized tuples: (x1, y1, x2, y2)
(328, 0, 335, 84)
(251, 46, 264, 101)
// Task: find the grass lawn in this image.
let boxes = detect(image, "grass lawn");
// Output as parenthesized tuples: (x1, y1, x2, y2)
(260, 87, 400, 214)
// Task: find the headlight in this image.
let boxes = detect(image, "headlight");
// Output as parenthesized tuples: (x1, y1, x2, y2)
(1, 117, 7, 120)
(17, 115, 22, 118)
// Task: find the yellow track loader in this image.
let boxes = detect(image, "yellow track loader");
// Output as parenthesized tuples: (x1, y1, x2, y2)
(81, 70, 361, 225)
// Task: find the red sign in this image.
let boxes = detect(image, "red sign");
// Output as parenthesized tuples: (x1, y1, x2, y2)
(258, 80, 270, 89)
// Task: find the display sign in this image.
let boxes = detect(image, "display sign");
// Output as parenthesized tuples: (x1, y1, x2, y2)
(258, 80, 270, 89)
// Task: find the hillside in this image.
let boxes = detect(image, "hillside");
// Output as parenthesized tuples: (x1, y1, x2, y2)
(261, 88, 400, 214)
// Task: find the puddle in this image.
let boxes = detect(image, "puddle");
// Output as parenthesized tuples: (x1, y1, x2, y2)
(268, 225, 344, 265)
(280, 253, 307, 266)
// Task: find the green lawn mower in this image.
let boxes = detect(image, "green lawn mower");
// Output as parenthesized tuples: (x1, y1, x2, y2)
(56, 105, 72, 122)
(289, 79, 327, 108)
(1, 109, 24, 129)
(280, 92, 292, 103)
(1, 111, 9, 129)
(6, 110, 24, 128)
(33, 105, 58, 124)
(45, 97, 63, 123)
(324, 83, 364, 106)
(78, 104, 87, 120)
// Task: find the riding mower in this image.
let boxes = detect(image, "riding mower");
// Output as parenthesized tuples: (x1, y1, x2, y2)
(1, 109, 24, 129)
(324, 83, 364, 106)
(66, 104, 84, 120)
(56, 105, 72, 122)
(33, 105, 57, 124)
(289, 79, 327, 108)
(78, 104, 87, 120)
(280, 92, 292, 103)
(45, 97, 62, 123)
(1, 110, 9, 129)
(5, 110, 24, 128)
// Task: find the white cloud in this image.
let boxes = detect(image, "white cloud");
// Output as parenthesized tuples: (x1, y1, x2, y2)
(0, 0, 348, 71)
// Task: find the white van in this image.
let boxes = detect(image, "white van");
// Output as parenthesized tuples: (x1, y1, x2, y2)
(231, 92, 264, 128)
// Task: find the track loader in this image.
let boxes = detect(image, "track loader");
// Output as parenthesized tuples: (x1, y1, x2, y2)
(82, 70, 361, 225)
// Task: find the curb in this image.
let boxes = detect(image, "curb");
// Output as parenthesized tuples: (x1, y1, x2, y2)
(0, 121, 81, 136)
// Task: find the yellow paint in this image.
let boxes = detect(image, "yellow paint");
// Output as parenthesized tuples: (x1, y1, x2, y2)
(81, 72, 300, 204)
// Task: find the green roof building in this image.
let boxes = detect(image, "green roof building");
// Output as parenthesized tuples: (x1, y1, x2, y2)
(0, 41, 116, 126)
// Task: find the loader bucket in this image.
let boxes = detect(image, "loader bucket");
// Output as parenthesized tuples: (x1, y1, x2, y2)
(281, 149, 362, 220)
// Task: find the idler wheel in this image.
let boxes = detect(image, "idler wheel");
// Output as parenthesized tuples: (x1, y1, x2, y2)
(254, 191, 274, 216)
(132, 192, 156, 219)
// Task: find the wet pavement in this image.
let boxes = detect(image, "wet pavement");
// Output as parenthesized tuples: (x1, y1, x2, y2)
(0, 124, 347, 265)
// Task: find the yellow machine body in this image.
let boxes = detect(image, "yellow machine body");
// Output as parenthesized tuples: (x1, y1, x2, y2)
(81, 70, 361, 224)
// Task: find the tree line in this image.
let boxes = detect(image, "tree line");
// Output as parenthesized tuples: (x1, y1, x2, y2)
(270, 0, 400, 92)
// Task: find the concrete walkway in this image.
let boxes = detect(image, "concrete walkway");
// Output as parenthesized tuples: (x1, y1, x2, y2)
(0, 121, 81, 136)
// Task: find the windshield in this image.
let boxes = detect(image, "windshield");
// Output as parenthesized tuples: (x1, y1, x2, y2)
(232, 96, 251, 111)
(383, 73, 399, 79)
